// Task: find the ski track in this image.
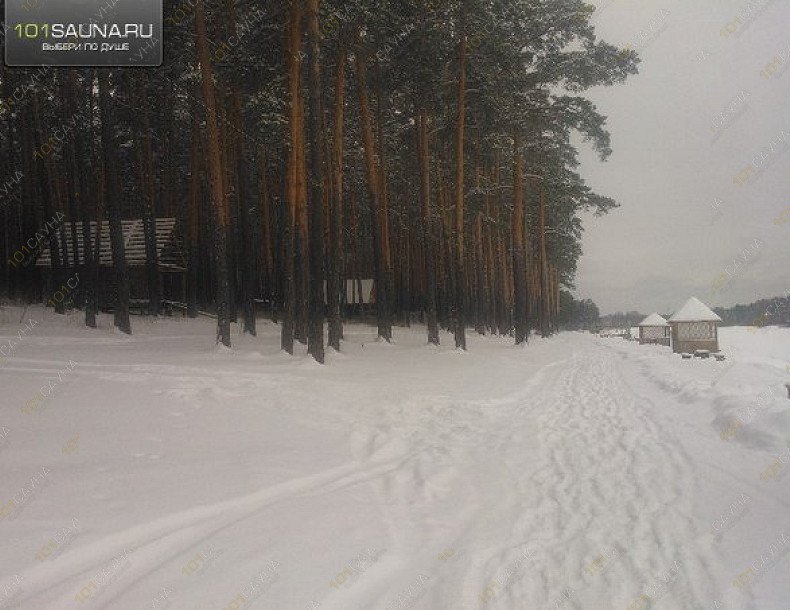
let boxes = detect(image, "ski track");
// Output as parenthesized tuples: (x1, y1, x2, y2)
(14, 442, 433, 608)
(457, 340, 715, 610)
(7, 332, 778, 609)
(344, 337, 740, 610)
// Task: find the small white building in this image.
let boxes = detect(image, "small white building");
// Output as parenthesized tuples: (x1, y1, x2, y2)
(638, 313, 670, 346)
(669, 297, 722, 354)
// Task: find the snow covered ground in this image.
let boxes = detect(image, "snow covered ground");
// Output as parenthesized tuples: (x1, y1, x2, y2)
(0, 307, 788, 610)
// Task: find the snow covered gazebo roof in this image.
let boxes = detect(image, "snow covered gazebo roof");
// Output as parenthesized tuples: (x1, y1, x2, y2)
(668, 297, 722, 323)
(35, 218, 183, 270)
(638, 313, 669, 327)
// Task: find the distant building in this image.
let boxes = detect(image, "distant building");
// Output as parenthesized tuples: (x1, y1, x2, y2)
(668, 297, 722, 354)
(36, 218, 185, 306)
(637, 313, 670, 346)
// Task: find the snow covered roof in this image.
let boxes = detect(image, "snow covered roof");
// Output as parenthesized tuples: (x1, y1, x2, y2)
(669, 297, 722, 323)
(36, 218, 182, 269)
(638, 313, 669, 327)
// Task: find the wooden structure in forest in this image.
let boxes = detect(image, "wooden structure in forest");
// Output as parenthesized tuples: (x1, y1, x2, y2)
(668, 297, 722, 354)
(36, 218, 185, 304)
(637, 313, 670, 346)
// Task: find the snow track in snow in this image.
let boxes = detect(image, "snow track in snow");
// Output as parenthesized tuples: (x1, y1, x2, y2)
(2, 312, 788, 609)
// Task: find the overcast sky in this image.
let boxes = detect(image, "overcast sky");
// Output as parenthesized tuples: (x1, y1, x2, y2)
(572, 0, 790, 314)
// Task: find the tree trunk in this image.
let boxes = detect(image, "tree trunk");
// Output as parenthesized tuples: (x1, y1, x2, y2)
(327, 45, 346, 351)
(354, 34, 392, 341)
(135, 73, 161, 317)
(417, 106, 439, 344)
(97, 71, 131, 334)
(30, 97, 63, 314)
(282, 0, 303, 353)
(187, 100, 201, 319)
(194, 0, 231, 347)
(68, 72, 96, 328)
(538, 179, 550, 337)
(305, 0, 326, 363)
(295, 86, 310, 345)
(453, 5, 467, 350)
(90, 72, 104, 321)
(512, 134, 529, 344)
(375, 73, 395, 329)
(258, 147, 274, 314)
(224, 0, 256, 336)
(473, 137, 486, 335)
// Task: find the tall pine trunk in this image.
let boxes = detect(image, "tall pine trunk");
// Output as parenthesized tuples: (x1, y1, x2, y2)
(512, 134, 528, 344)
(305, 0, 326, 363)
(97, 71, 131, 333)
(327, 45, 347, 351)
(416, 106, 439, 344)
(538, 179, 550, 338)
(354, 34, 392, 341)
(68, 72, 96, 328)
(225, 0, 256, 336)
(453, 5, 467, 350)
(258, 148, 275, 315)
(194, 0, 231, 347)
(135, 73, 161, 316)
(187, 101, 201, 319)
(282, 0, 303, 353)
(30, 97, 63, 314)
(375, 75, 395, 329)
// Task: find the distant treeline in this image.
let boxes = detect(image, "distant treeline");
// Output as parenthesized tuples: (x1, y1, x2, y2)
(593, 292, 790, 330)
(598, 311, 644, 330)
(714, 293, 790, 327)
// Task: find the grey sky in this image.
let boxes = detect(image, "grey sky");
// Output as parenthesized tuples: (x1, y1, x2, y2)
(572, 0, 790, 314)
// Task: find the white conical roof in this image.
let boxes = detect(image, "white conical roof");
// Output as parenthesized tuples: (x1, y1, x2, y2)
(669, 297, 722, 322)
(638, 313, 669, 327)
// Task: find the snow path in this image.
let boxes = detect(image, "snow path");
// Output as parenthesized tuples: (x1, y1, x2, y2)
(1, 310, 788, 609)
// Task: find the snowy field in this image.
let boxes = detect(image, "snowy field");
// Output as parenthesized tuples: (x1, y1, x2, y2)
(0, 307, 789, 610)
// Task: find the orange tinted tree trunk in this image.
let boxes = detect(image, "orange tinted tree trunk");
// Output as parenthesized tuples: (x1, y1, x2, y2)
(512, 134, 528, 344)
(305, 0, 326, 363)
(327, 44, 346, 351)
(453, 5, 467, 349)
(194, 0, 231, 347)
(282, 0, 303, 353)
(354, 33, 392, 341)
(417, 105, 439, 344)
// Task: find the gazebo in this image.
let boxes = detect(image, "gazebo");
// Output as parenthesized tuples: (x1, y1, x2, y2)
(668, 297, 722, 354)
(637, 313, 670, 346)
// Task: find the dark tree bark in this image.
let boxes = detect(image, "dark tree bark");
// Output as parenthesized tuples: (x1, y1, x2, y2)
(97, 71, 131, 333)
(416, 106, 439, 344)
(30, 96, 64, 314)
(354, 33, 392, 341)
(305, 0, 326, 363)
(282, 0, 303, 354)
(453, 4, 468, 350)
(512, 134, 529, 344)
(187, 101, 201, 319)
(194, 0, 231, 347)
(224, 0, 256, 336)
(258, 148, 275, 315)
(135, 73, 161, 317)
(327, 44, 347, 352)
(538, 178, 550, 338)
(67, 71, 96, 328)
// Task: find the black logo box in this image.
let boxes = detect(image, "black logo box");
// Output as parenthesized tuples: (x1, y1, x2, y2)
(5, 0, 162, 66)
